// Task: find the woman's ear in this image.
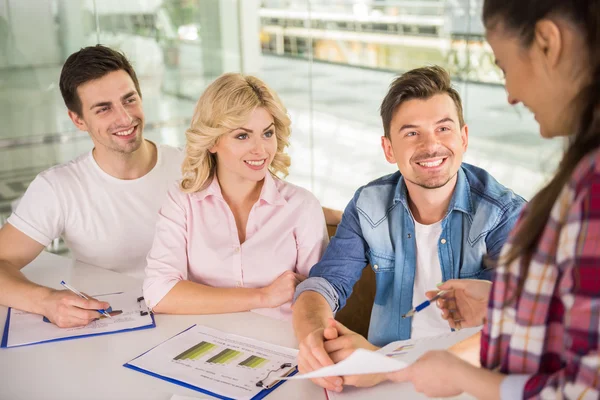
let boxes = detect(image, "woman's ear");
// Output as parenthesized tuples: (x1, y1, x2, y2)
(534, 19, 563, 68)
(208, 140, 219, 154)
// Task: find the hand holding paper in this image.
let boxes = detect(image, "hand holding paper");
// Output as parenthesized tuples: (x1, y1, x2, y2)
(322, 319, 386, 388)
(286, 348, 409, 380)
(284, 327, 482, 380)
(297, 322, 343, 392)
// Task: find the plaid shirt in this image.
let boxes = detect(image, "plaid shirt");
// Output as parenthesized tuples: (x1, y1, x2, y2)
(481, 148, 600, 399)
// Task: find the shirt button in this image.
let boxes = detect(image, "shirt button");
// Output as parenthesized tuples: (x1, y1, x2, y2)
(440, 239, 447, 244)
(373, 264, 379, 270)
(234, 247, 240, 253)
(236, 281, 242, 287)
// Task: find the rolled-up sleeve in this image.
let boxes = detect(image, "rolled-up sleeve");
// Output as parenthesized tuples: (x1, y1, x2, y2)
(143, 183, 189, 309)
(294, 276, 340, 312)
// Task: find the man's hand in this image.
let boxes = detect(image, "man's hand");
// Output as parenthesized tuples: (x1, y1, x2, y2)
(40, 289, 111, 328)
(322, 318, 385, 388)
(260, 271, 306, 308)
(426, 279, 492, 330)
(297, 325, 343, 392)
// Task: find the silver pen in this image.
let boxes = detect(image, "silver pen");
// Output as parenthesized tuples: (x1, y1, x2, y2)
(60, 280, 112, 319)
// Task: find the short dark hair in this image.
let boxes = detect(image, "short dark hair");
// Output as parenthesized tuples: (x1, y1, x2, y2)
(59, 45, 141, 116)
(380, 66, 465, 139)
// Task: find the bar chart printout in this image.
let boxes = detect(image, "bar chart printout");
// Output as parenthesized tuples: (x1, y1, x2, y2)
(174, 341, 216, 361)
(238, 355, 268, 369)
(125, 324, 299, 400)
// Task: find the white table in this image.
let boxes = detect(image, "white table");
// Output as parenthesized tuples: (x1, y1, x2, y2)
(0, 252, 326, 400)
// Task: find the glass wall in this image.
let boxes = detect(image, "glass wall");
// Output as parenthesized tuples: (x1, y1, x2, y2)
(0, 0, 562, 230)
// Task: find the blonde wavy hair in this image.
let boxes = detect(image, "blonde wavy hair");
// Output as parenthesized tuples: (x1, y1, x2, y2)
(180, 73, 292, 193)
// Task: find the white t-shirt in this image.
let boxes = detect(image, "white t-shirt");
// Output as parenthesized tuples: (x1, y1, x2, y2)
(8, 143, 184, 278)
(411, 220, 451, 339)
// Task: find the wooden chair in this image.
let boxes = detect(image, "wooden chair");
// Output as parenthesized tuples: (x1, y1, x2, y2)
(324, 216, 376, 338)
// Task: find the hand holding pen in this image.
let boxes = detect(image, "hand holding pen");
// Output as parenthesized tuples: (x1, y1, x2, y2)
(424, 280, 492, 329)
(60, 281, 112, 319)
(40, 282, 112, 328)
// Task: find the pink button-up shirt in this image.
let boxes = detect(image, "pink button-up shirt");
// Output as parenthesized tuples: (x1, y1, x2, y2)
(143, 172, 329, 320)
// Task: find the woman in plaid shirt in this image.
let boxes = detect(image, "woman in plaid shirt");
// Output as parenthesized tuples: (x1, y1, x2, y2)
(388, 0, 600, 399)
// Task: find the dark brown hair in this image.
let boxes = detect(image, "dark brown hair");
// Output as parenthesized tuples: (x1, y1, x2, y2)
(59, 45, 141, 116)
(484, 0, 600, 294)
(379, 65, 465, 139)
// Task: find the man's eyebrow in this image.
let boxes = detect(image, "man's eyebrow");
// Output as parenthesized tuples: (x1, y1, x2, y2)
(89, 91, 138, 110)
(121, 91, 137, 101)
(90, 101, 111, 110)
(436, 117, 455, 124)
(398, 123, 419, 132)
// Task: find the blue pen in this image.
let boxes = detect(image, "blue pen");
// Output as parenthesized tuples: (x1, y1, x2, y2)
(60, 280, 112, 319)
(401, 290, 448, 318)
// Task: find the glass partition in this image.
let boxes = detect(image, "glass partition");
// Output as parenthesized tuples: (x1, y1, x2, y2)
(0, 0, 561, 231)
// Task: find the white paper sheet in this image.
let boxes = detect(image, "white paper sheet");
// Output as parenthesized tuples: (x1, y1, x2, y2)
(3, 291, 153, 348)
(126, 325, 298, 400)
(285, 327, 481, 380)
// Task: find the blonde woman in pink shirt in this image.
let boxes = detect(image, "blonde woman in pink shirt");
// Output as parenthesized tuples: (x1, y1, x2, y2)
(143, 73, 329, 320)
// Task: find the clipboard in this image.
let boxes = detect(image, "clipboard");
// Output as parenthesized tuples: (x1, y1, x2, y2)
(1, 292, 155, 348)
(124, 324, 299, 400)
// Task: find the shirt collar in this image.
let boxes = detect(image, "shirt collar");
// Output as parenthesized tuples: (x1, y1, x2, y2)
(192, 172, 287, 206)
(258, 172, 287, 206)
(393, 165, 473, 215)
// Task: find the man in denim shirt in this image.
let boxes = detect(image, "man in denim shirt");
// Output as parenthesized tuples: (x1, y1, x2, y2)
(292, 66, 525, 392)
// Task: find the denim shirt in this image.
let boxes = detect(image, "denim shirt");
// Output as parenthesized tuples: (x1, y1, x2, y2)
(294, 163, 525, 346)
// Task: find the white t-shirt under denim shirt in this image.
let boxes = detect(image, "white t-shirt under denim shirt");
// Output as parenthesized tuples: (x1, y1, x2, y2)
(410, 220, 452, 339)
(7, 143, 183, 278)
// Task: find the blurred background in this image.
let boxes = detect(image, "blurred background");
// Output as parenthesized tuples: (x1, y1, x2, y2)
(0, 0, 562, 253)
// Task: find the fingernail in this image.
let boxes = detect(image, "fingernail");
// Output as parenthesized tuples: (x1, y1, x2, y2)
(436, 282, 443, 287)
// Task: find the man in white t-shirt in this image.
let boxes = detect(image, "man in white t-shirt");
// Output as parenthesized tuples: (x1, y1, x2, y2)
(0, 45, 183, 328)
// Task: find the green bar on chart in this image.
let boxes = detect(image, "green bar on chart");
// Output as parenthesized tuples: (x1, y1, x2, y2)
(207, 348, 241, 364)
(239, 355, 268, 368)
(174, 341, 216, 361)
(220, 349, 242, 364)
(249, 356, 267, 368)
(239, 355, 257, 367)
(207, 349, 230, 364)
(187, 342, 217, 360)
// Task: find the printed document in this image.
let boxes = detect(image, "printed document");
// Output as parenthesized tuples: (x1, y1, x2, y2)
(125, 324, 298, 400)
(286, 326, 482, 379)
(2, 291, 153, 348)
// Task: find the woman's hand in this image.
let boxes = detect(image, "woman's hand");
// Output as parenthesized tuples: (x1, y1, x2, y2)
(426, 279, 492, 329)
(387, 350, 468, 397)
(260, 271, 306, 308)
